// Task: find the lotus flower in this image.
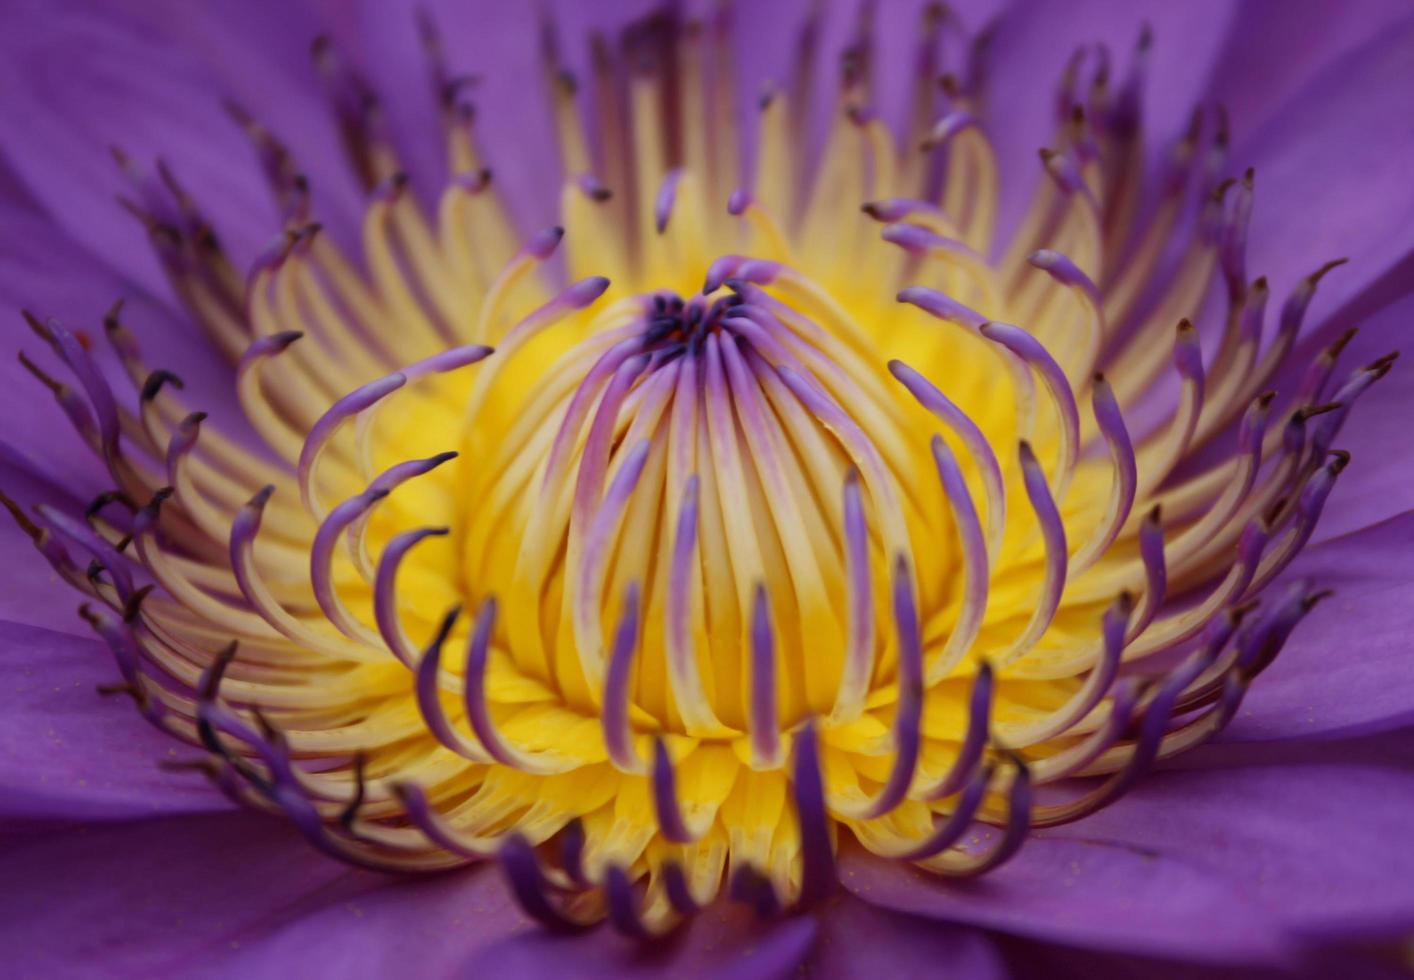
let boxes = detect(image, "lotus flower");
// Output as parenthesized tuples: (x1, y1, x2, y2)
(4, 1, 1414, 976)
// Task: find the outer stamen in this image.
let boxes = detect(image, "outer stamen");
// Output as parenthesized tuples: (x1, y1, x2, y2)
(1136, 320, 1205, 495)
(461, 597, 571, 775)
(890, 360, 1005, 561)
(1071, 376, 1136, 572)
(834, 555, 923, 820)
(1029, 678, 1140, 784)
(394, 782, 496, 859)
(992, 442, 1067, 667)
(1002, 593, 1131, 745)
(650, 738, 698, 843)
(791, 719, 836, 908)
(923, 435, 989, 684)
(916, 759, 1032, 876)
(897, 764, 993, 860)
(374, 526, 450, 668)
(499, 835, 597, 931)
(311, 452, 457, 642)
(979, 321, 1080, 504)
(298, 374, 407, 517)
(920, 660, 994, 800)
(414, 607, 492, 763)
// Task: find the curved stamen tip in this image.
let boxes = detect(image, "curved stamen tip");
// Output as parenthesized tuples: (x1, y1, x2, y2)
(141, 369, 184, 401)
(372, 172, 410, 203)
(861, 200, 892, 221)
(575, 173, 611, 201)
(498, 834, 587, 932)
(454, 168, 493, 194)
(727, 187, 751, 216)
(920, 111, 978, 150)
(1018, 439, 1040, 469)
(897, 286, 987, 330)
(526, 225, 565, 259)
(1027, 249, 1101, 302)
(564, 275, 612, 308)
(198, 640, 240, 700)
(1307, 257, 1349, 284)
(792, 719, 835, 907)
(256, 331, 304, 359)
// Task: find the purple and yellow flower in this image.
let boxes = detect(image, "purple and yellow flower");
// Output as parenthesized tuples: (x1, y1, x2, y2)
(4, 1, 1414, 976)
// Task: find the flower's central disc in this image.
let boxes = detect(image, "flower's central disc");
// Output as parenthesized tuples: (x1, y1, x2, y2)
(455, 278, 934, 751)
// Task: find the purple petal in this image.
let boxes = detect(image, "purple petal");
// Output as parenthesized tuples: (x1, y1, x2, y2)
(804, 900, 1007, 980)
(1204, 0, 1414, 138)
(469, 903, 818, 980)
(1232, 15, 1414, 332)
(0, 467, 94, 635)
(839, 835, 1292, 964)
(0, 620, 230, 821)
(1, 808, 525, 976)
(844, 741, 1414, 961)
(1071, 757, 1414, 945)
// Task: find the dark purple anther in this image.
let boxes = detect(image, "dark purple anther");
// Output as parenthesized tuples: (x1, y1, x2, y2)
(463, 597, 514, 766)
(526, 225, 565, 260)
(662, 862, 701, 915)
(749, 584, 779, 765)
(925, 661, 993, 800)
(575, 173, 612, 201)
(499, 835, 586, 932)
(899, 763, 995, 861)
(601, 583, 641, 771)
(605, 865, 651, 938)
(729, 865, 781, 919)
(414, 606, 474, 755)
(651, 738, 696, 843)
(791, 720, 835, 908)
(856, 556, 924, 820)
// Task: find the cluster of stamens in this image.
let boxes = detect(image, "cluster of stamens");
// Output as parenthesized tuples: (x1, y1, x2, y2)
(4, 3, 1395, 938)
